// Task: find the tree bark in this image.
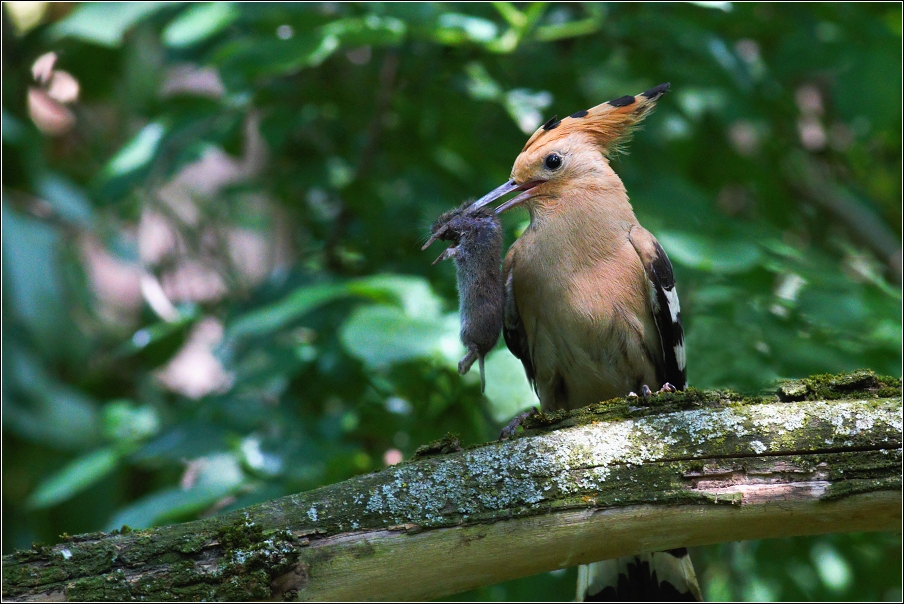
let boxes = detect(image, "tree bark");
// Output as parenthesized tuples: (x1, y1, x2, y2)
(3, 372, 901, 602)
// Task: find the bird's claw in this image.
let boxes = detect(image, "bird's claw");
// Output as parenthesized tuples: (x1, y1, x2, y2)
(631, 383, 677, 400)
(499, 406, 539, 440)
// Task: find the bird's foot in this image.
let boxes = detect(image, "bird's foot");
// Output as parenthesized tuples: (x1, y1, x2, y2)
(627, 385, 653, 399)
(627, 383, 677, 400)
(499, 406, 539, 440)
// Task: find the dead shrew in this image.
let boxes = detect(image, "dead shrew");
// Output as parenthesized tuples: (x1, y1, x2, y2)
(424, 204, 504, 391)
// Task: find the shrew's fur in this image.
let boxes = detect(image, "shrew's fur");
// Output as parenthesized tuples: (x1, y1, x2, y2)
(429, 204, 504, 391)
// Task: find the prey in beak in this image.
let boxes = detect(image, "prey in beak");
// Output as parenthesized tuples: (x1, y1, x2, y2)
(419, 200, 505, 393)
(421, 179, 542, 251)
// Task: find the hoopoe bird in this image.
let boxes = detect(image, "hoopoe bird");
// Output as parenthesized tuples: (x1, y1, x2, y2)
(465, 83, 700, 601)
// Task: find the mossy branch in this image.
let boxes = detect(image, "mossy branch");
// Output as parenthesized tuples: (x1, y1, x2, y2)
(3, 372, 901, 602)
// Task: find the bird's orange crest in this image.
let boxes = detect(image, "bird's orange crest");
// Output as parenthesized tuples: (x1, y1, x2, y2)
(521, 83, 670, 157)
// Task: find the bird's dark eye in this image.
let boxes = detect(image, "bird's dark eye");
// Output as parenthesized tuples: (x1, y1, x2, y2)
(544, 153, 562, 170)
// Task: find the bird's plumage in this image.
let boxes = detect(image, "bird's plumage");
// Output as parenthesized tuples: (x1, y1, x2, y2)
(578, 548, 701, 602)
(502, 196, 671, 409)
(498, 84, 685, 410)
(628, 225, 687, 391)
(520, 82, 671, 158)
(477, 82, 699, 600)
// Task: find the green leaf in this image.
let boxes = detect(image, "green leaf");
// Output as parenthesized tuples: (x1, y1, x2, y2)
(103, 122, 167, 179)
(27, 448, 120, 509)
(346, 274, 444, 320)
(812, 542, 854, 592)
(106, 454, 243, 530)
(213, 36, 338, 80)
(213, 16, 404, 81)
(504, 88, 553, 134)
(35, 173, 94, 227)
(105, 484, 232, 530)
(119, 308, 200, 368)
(321, 15, 407, 47)
(465, 62, 503, 101)
(657, 231, 764, 273)
(4, 352, 100, 450)
(433, 13, 499, 45)
(1, 204, 65, 349)
(51, 2, 171, 47)
(687, 2, 733, 11)
(340, 305, 460, 369)
(492, 2, 527, 28)
(102, 401, 161, 443)
(227, 282, 349, 339)
(482, 349, 537, 423)
(2, 110, 27, 144)
(162, 2, 239, 48)
(227, 274, 444, 339)
(132, 424, 230, 464)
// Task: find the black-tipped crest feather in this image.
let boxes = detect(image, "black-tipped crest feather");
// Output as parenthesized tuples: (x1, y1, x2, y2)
(521, 83, 672, 157)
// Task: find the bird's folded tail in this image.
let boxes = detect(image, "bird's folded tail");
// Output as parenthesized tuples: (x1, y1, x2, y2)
(576, 549, 702, 602)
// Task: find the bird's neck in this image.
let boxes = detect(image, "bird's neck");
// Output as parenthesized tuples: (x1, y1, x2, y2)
(526, 181, 639, 259)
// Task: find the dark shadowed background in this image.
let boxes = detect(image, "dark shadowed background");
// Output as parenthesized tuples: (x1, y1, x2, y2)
(2, 2, 901, 600)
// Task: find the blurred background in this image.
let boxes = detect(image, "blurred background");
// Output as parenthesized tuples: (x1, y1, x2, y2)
(2, 2, 901, 600)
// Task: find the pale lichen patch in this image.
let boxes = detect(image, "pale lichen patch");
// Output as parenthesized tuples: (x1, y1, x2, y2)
(752, 405, 806, 433)
(3, 376, 899, 603)
(345, 398, 900, 526)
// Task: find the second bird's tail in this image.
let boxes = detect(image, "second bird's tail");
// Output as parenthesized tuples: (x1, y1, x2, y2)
(576, 548, 702, 602)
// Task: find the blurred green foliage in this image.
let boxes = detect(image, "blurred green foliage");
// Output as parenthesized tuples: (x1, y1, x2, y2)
(2, 2, 901, 601)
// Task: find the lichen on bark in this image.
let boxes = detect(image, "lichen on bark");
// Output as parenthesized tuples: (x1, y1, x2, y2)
(3, 371, 901, 602)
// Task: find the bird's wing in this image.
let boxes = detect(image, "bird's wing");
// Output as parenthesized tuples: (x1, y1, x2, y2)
(628, 226, 687, 390)
(502, 246, 537, 393)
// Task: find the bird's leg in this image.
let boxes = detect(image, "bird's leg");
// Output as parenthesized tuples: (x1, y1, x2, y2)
(627, 385, 653, 399)
(629, 382, 678, 399)
(499, 406, 539, 440)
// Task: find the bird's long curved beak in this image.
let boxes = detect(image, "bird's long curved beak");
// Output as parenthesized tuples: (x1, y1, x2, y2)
(466, 179, 544, 214)
(493, 189, 535, 214)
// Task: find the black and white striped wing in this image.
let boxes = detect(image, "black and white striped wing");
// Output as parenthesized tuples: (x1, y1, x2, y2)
(630, 228, 687, 390)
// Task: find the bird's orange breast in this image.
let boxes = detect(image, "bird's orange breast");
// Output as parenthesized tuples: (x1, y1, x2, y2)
(509, 210, 661, 410)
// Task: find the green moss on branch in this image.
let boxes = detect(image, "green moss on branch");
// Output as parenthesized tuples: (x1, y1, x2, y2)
(3, 372, 901, 602)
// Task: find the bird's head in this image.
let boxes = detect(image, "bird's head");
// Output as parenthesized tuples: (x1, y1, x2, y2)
(468, 83, 670, 215)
